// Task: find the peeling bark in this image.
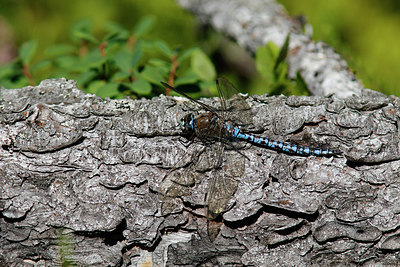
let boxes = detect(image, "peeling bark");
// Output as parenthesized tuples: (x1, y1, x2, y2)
(1, 78, 400, 266)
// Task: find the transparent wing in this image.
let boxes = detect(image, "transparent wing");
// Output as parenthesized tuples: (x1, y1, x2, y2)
(159, 164, 200, 216)
(205, 78, 250, 223)
(205, 149, 245, 220)
(161, 82, 218, 113)
(216, 77, 253, 126)
(160, 78, 249, 241)
(158, 144, 203, 216)
(216, 77, 241, 104)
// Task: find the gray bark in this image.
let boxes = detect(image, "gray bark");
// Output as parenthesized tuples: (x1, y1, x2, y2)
(1, 0, 399, 266)
(1, 78, 400, 266)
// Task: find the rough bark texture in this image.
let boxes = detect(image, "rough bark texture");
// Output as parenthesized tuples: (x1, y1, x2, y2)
(1, 0, 399, 266)
(1, 78, 400, 266)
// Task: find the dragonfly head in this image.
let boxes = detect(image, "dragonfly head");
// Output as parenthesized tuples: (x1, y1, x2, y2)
(181, 113, 194, 132)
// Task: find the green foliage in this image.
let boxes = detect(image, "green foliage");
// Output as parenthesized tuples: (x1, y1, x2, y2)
(191, 49, 216, 81)
(1, 0, 398, 97)
(255, 34, 308, 96)
(279, 0, 400, 95)
(0, 18, 307, 98)
(0, 17, 219, 99)
(19, 40, 38, 65)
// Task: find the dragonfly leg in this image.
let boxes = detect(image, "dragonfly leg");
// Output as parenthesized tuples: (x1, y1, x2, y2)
(217, 138, 250, 162)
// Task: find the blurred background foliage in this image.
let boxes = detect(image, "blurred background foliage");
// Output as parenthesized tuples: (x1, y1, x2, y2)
(280, 0, 400, 96)
(0, 0, 398, 98)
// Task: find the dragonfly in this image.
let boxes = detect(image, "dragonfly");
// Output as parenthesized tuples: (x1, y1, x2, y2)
(159, 78, 339, 239)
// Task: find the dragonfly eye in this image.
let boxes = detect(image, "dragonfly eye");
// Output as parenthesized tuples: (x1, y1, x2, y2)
(181, 113, 194, 131)
(179, 119, 186, 130)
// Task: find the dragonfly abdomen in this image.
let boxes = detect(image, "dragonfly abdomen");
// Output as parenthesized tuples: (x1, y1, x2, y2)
(224, 122, 336, 156)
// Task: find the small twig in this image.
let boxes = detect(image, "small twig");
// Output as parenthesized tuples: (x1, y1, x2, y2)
(22, 64, 35, 86)
(99, 41, 107, 57)
(166, 54, 179, 95)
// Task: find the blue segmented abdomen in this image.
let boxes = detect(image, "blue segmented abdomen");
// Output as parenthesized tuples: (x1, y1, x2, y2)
(226, 123, 336, 156)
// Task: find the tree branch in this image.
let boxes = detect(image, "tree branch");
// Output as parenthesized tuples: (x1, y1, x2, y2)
(178, 0, 364, 98)
(0, 78, 399, 265)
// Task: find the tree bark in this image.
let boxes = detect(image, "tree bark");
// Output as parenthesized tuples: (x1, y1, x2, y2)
(1, 77, 399, 266)
(1, 0, 400, 266)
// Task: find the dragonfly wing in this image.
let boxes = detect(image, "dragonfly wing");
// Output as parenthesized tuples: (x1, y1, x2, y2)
(159, 166, 196, 215)
(205, 147, 245, 221)
(161, 78, 249, 241)
(216, 77, 241, 101)
(216, 77, 253, 126)
(159, 145, 204, 216)
(161, 82, 218, 113)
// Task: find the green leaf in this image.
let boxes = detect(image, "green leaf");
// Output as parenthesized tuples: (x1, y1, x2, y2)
(114, 47, 141, 73)
(274, 34, 290, 72)
(295, 71, 309, 95)
(103, 31, 128, 44)
(177, 47, 198, 64)
(103, 41, 125, 57)
(128, 77, 152, 95)
(148, 58, 169, 68)
(104, 21, 129, 41)
(75, 70, 98, 86)
(70, 19, 93, 42)
(267, 41, 280, 58)
(175, 70, 198, 86)
(55, 55, 79, 70)
(133, 16, 155, 36)
(147, 59, 169, 76)
(0, 76, 29, 89)
(113, 93, 127, 99)
(114, 50, 132, 72)
(73, 30, 98, 44)
(190, 49, 216, 81)
(19, 40, 38, 65)
(156, 41, 173, 58)
(80, 50, 106, 69)
(86, 80, 105, 94)
(269, 83, 287, 96)
(131, 44, 142, 68)
(96, 82, 120, 98)
(276, 63, 288, 83)
(141, 65, 166, 84)
(112, 71, 131, 81)
(0, 64, 15, 79)
(255, 42, 278, 85)
(199, 80, 218, 96)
